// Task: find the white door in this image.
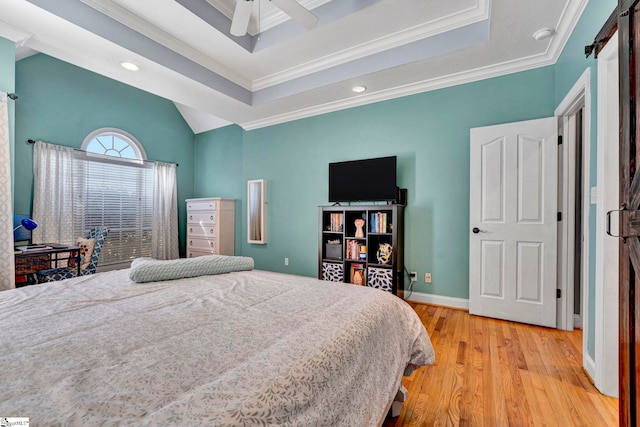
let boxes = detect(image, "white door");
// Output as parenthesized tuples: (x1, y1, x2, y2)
(469, 117, 558, 327)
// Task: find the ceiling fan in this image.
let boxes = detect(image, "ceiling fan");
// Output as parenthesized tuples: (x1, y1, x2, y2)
(230, 0, 319, 36)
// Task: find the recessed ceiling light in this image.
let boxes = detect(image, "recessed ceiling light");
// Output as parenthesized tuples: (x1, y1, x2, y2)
(533, 28, 554, 41)
(120, 61, 140, 71)
(352, 85, 367, 93)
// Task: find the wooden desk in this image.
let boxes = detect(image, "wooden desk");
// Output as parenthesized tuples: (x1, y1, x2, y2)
(15, 244, 81, 285)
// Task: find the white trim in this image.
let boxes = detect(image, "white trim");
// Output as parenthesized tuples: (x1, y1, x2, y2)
(554, 68, 591, 337)
(584, 352, 596, 384)
(556, 112, 577, 332)
(82, 127, 147, 160)
(594, 31, 619, 398)
(405, 291, 469, 311)
(573, 313, 582, 329)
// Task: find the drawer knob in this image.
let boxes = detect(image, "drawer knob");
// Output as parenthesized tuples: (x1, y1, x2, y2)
(210, 229, 214, 234)
(189, 227, 193, 233)
(189, 240, 193, 245)
(210, 216, 214, 220)
(189, 215, 193, 220)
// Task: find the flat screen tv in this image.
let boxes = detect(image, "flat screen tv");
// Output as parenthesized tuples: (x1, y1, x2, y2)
(329, 156, 397, 203)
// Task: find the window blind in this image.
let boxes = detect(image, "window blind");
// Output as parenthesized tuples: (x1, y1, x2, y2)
(71, 152, 154, 265)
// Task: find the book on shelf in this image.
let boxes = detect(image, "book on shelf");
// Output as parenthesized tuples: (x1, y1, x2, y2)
(346, 240, 367, 260)
(370, 212, 389, 233)
(329, 213, 344, 232)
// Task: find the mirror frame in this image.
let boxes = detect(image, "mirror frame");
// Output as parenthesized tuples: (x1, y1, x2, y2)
(247, 179, 267, 244)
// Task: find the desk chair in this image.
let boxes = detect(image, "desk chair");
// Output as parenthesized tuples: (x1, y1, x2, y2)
(36, 227, 109, 283)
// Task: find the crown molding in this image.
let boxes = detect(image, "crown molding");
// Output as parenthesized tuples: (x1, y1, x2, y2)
(241, 49, 558, 130)
(252, 0, 490, 90)
(546, 0, 589, 64)
(0, 18, 34, 44)
(238, 0, 588, 130)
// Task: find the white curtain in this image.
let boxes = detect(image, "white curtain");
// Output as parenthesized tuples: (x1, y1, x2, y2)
(32, 141, 77, 244)
(152, 162, 178, 260)
(0, 93, 15, 291)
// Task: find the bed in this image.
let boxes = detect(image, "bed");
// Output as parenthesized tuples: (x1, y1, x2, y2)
(0, 256, 435, 426)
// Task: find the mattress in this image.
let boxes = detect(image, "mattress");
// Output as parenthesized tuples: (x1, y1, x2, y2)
(0, 268, 434, 426)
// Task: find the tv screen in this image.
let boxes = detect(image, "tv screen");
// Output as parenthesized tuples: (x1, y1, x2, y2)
(329, 156, 397, 203)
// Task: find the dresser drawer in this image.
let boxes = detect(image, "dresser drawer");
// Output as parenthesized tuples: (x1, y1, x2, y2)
(187, 249, 217, 258)
(187, 212, 217, 224)
(187, 200, 219, 211)
(188, 224, 217, 238)
(187, 238, 217, 251)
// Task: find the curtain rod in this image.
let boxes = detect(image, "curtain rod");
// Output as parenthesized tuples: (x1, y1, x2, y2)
(27, 139, 179, 167)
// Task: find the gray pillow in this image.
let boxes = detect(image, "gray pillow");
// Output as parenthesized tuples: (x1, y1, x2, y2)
(129, 255, 254, 283)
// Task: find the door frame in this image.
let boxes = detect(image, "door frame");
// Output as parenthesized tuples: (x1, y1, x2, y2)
(594, 31, 619, 398)
(554, 69, 591, 343)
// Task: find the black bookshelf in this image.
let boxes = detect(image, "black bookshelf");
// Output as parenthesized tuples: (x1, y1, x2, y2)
(318, 204, 405, 297)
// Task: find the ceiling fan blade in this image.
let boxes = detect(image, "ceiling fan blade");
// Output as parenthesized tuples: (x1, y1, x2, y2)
(230, 0, 253, 37)
(270, 0, 318, 30)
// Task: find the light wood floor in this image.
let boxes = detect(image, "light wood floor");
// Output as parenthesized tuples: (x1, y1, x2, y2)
(383, 303, 619, 427)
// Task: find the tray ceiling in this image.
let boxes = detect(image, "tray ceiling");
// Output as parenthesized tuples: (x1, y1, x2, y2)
(0, 0, 585, 131)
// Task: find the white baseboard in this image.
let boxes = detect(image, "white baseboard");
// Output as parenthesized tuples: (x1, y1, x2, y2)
(583, 352, 596, 383)
(573, 314, 582, 329)
(405, 290, 469, 310)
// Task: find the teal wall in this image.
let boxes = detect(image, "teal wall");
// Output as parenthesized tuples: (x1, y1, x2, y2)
(0, 37, 15, 201)
(554, 0, 617, 359)
(194, 124, 244, 252)
(195, 66, 556, 301)
(14, 54, 196, 254)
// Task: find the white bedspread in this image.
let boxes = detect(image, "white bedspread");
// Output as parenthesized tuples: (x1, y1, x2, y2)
(0, 269, 434, 426)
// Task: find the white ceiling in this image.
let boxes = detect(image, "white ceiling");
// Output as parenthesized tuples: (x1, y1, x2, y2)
(0, 0, 586, 132)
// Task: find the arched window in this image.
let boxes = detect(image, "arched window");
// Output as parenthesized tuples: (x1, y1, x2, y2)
(81, 128, 146, 160)
(74, 128, 153, 267)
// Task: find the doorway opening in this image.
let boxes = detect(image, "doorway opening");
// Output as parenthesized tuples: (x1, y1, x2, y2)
(555, 68, 590, 336)
(573, 107, 584, 328)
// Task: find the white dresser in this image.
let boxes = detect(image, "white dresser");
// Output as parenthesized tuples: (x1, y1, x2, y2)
(185, 198, 235, 258)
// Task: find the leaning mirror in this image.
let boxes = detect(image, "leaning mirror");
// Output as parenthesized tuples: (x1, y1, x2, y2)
(247, 179, 267, 244)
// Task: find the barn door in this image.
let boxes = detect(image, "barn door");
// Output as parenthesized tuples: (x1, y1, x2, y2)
(618, 1, 640, 424)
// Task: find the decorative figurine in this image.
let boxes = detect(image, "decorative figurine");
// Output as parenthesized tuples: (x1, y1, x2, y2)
(353, 269, 364, 285)
(376, 243, 392, 264)
(354, 218, 365, 238)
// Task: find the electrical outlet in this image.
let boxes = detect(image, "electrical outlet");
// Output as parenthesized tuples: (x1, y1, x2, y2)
(409, 271, 417, 282)
(284, 258, 289, 266)
(424, 273, 432, 283)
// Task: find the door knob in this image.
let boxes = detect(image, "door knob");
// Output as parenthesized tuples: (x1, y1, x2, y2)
(472, 227, 480, 234)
